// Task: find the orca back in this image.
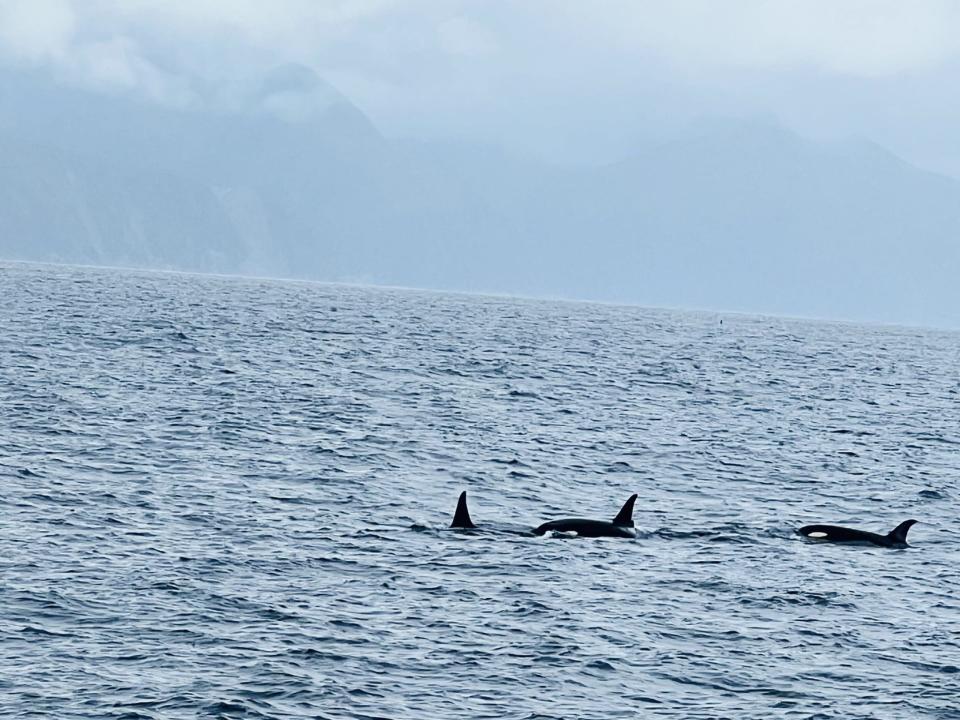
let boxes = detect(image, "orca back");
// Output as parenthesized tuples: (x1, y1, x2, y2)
(450, 491, 476, 529)
(798, 519, 918, 548)
(887, 519, 917, 546)
(534, 518, 635, 538)
(612, 494, 638, 527)
(799, 524, 880, 544)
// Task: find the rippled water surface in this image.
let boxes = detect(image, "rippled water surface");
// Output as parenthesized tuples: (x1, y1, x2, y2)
(1, 262, 959, 719)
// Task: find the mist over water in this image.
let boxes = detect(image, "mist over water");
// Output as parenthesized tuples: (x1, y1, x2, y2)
(1, 262, 957, 719)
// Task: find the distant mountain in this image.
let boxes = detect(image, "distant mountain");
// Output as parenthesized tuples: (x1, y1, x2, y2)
(0, 132, 241, 271)
(0, 64, 386, 276)
(522, 120, 960, 324)
(2, 69, 959, 326)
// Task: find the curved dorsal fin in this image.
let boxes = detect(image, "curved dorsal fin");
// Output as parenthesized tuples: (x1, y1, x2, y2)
(888, 519, 917, 544)
(450, 491, 476, 529)
(612, 494, 638, 527)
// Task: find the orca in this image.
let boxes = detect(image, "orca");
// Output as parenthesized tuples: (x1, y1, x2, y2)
(533, 494, 638, 538)
(450, 490, 477, 529)
(446, 491, 529, 535)
(797, 519, 917, 548)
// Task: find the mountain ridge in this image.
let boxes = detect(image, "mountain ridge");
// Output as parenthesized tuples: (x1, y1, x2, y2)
(1, 67, 958, 326)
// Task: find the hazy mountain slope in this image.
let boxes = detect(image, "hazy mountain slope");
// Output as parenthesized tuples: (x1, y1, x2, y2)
(0, 65, 391, 277)
(2, 71, 960, 325)
(544, 122, 960, 323)
(0, 133, 241, 271)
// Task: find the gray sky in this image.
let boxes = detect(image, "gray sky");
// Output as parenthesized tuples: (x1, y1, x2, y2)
(4, 0, 960, 172)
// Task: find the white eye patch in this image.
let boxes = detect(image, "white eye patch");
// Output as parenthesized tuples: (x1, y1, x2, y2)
(807, 531, 828, 538)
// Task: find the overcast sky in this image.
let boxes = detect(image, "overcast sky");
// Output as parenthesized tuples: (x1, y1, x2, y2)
(4, 0, 960, 173)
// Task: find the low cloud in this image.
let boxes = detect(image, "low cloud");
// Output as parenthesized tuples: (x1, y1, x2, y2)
(7, 1, 960, 93)
(4, 1, 960, 169)
(0, 0, 75, 63)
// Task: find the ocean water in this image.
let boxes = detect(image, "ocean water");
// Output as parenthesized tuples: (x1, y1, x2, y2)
(1, 261, 958, 720)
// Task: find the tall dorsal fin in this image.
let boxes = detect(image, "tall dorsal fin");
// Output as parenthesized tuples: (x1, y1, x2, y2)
(612, 494, 638, 527)
(450, 491, 476, 529)
(888, 519, 917, 544)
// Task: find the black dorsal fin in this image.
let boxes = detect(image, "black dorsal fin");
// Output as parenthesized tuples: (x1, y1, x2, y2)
(888, 519, 917, 544)
(450, 491, 476, 529)
(612, 494, 638, 527)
